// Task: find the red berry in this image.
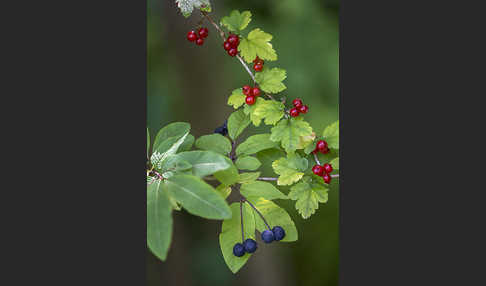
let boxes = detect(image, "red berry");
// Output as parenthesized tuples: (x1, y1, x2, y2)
(253, 56, 264, 65)
(254, 63, 263, 72)
(242, 85, 251, 96)
(323, 163, 333, 174)
(323, 173, 331, 184)
(289, 107, 300, 117)
(312, 165, 325, 176)
(228, 48, 238, 57)
(187, 31, 197, 42)
(245, 95, 256, 105)
(223, 41, 231, 51)
(292, 98, 303, 108)
(227, 34, 239, 47)
(198, 27, 209, 38)
(316, 140, 328, 152)
(196, 38, 204, 45)
(252, 87, 261, 97)
(321, 147, 330, 154)
(299, 105, 309, 114)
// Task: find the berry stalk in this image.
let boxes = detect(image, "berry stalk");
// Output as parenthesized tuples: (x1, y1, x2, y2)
(240, 200, 245, 243)
(242, 196, 272, 231)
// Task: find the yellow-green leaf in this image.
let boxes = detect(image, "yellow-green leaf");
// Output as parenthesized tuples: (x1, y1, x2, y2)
(270, 118, 313, 153)
(323, 120, 339, 149)
(272, 153, 308, 186)
(255, 68, 287, 94)
(252, 98, 285, 125)
(288, 176, 329, 219)
(228, 88, 246, 109)
(220, 10, 251, 32)
(238, 28, 277, 63)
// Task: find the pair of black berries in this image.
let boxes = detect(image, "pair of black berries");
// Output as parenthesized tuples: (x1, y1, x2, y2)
(233, 226, 286, 257)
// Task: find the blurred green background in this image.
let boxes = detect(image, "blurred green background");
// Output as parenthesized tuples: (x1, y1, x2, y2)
(147, 0, 339, 285)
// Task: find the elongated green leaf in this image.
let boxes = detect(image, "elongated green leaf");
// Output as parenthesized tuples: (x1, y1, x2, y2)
(166, 174, 231, 219)
(219, 203, 255, 273)
(160, 154, 192, 173)
(147, 180, 173, 261)
(151, 133, 189, 169)
(179, 134, 195, 152)
(270, 117, 313, 153)
(322, 120, 339, 150)
(255, 68, 287, 94)
(228, 88, 246, 109)
(227, 109, 250, 140)
(220, 10, 251, 32)
(236, 134, 279, 157)
(238, 28, 277, 63)
(213, 157, 240, 186)
(235, 156, 261, 171)
(240, 181, 287, 200)
(175, 150, 231, 177)
(288, 177, 329, 219)
(153, 122, 190, 152)
(272, 153, 308, 186)
(238, 172, 261, 184)
(246, 197, 298, 242)
(195, 134, 232, 155)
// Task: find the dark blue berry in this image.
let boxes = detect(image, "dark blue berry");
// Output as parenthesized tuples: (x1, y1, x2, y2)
(243, 239, 257, 253)
(214, 121, 228, 136)
(261, 229, 275, 243)
(272, 226, 286, 241)
(233, 243, 245, 257)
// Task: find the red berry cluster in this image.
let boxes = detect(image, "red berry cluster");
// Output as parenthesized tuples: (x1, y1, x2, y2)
(223, 34, 240, 57)
(242, 85, 261, 105)
(253, 56, 264, 72)
(312, 163, 333, 184)
(289, 98, 309, 117)
(313, 139, 330, 154)
(187, 27, 209, 46)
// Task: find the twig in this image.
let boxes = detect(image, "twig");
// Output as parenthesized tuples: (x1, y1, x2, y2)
(313, 152, 321, 165)
(257, 177, 278, 181)
(331, 174, 339, 178)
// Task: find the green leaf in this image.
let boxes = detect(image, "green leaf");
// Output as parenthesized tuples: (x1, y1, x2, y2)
(329, 157, 339, 170)
(219, 203, 256, 273)
(238, 28, 277, 63)
(240, 181, 287, 200)
(147, 180, 173, 261)
(235, 156, 261, 171)
(213, 157, 240, 186)
(220, 10, 251, 33)
(256, 148, 286, 172)
(216, 184, 232, 199)
(236, 134, 279, 157)
(151, 133, 189, 169)
(179, 134, 195, 152)
(322, 120, 339, 150)
(251, 98, 285, 125)
(153, 122, 190, 152)
(247, 197, 298, 242)
(166, 174, 231, 220)
(175, 150, 231, 177)
(238, 172, 261, 184)
(270, 118, 313, 153)
(160, 154, 192, 173)
(195, 134, 232, 155)
(255, 68, 287, 94)
(227, 109, 251, 140)
(175, 0, 211, 17)
(147, 128, 150, 158)
(288, 177, 329, 219)
(243, 97, 266, 126)
(227, 88, 246, 109)
(272, 153, 308, 186)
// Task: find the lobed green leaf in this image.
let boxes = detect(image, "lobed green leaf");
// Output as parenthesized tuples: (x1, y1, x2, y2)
(255, 68, 287, 94)
(220, 10, 252, 33)
(272, 153, 308, 186)
(238, 28, 277, 63)
(270, 117, 313, 153)
(288, 177, 329, 219)
(322, 120, 339, 150)
(228, 88, 246, 109)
